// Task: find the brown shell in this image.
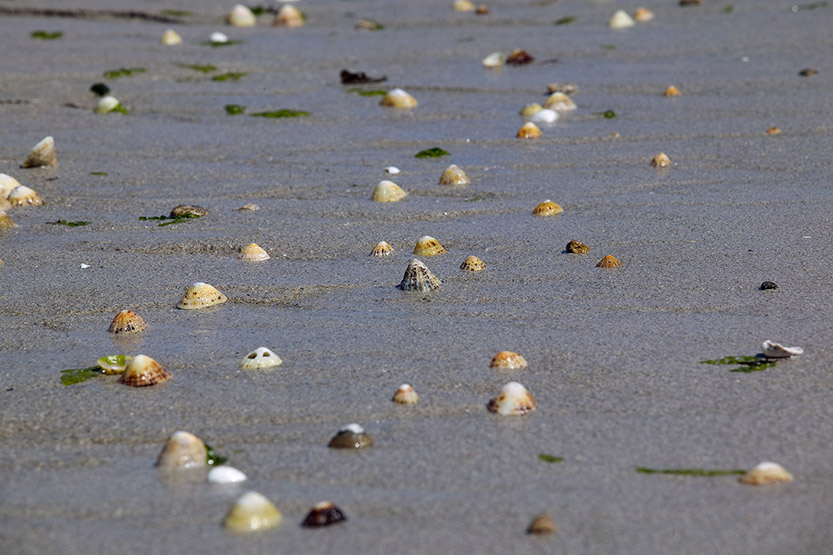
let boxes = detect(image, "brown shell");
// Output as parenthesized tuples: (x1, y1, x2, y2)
(392, 384, 419, 404)
(532, 200, 563, 216)
(766, 127, 781, 136)
(506, 49, 534, 66)
(107, 310, 148, 334)
(527, 513, 557, 535)
(490, 351, 528, 369)
(302, 502, 347, 527)
(634, 7, 655, 22)
(596, 255, 623, 268)
(328, 430, 374, 449)
(460, 255, 486, 272)
(517, 122, 542, 139)
(487, 382, 536, 415)
(121, 354, 171, 387)
(176, 282, 228, 309)
(413, 236, 447, 256)
(170, 204, 208, 218)
(398, 259, 441, 292)
(370, 241, 394, 257)
(664, 85, 681, 97)
(651, 152, 671, 168)
(565, 240, 590, 254)
(155, 431, 206, 470)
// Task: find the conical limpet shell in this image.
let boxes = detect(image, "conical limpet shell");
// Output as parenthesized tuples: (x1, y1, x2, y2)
(208, 466, 247, 484)
(95, 95, 122, 114)
(0, 211, 17, 230)
(370, 241, 394, 257)
(170, 204, 208, 218)
(490, 351, 528, 369)
(543, 92, 576, 111)
(517, 122, 542, 139)
(121, 354, 171, 387)
(239, 243, 270, 261)
(565, 240, 590, 254)
(460, 255, 486, 272)
(108, 310, 148, 334)
(453, 0, 476, 12)
(530, 109, 558, 124)
(176, 282, 228, 309)
(664, 85, 681, 97)
(738, 462, 794, 486)
(237, 203, 260, 211)
(398, 259, 442, 292)
(7, 185, 44, 207)
(413, 235, 447, 256)
(532, 200, 563, 216)
(210, 31, 229, 44)
(224, 492, 283, 532)
(156, 431, 206, 470)
(161, 29, 182, 45)
(379, 88, 418, 108)
(652, 152, 671, 168)
(761, 340, 803, 358)
(227, 4, 257, 27)
(520, 103, 543, 117)
(239, 347, 283, 370)
(633, 7, 655, 22)
(439, 164, 470, 186)
(609, 9, 636, 29)
(371, 180, 408, 202)
(274, 4, 305, 27)
(487, 382, 536, 415)
(596, 255, 623, 268)
(766, 127, 781, 136)
(302, 501, 347, 528)
(21, 136, 57, 168)
(0, 173, 22, 199)
(482, 52, 506, 68)
(527, 513, 556, 535)
(328, 423, 373, 449)
(392, 383, 419, 404)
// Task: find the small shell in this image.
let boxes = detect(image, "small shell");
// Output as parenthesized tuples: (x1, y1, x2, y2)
(517, 122, 542, 139)
(224, 492, 283, 532)
(460, 255, 486, 272)
(453, 0, 475, 11)
(766, 127, 781, 136)
(547, 82, 578, 95)
(21, 136, 57, 168)
(7, 185, 44, 207)
(95, 95, 121, 114)
(760, 281, 778, 290)
(530, 109, 559, 124)
(596, 255, 623, 268)
(239, 347, 283, 370)
(384, 166, 401, 175)
(664, 85, 681, 97)
(0, 211, 17, 230)
(439, 164, 470, 186)
(475, 4, 489, 15)
(0, 197, 8, 212)
(490, 351, 528, 369)
(651, 152, 671, 168)
(506, 49, 534, 66)
(527, 513, 557, 535)
(208, 466, 248, 484)
(237, 203, 260, 211)
(543, 92, 576, 111)
(210, 32, 229, 44)
(108, 310, 148, 334)
(565, 240, 590, 254)
(156, 431, 206, 470)
(370, 241, 394, 257)
(176, 282, 228, 309)
(398, 259, 442, 292)
(161, 29, 182, 45)
(392, 383, 419, 404)
(519, 103, 543, 117)
(482, 52, 506, 68)
(170, 204, 208, 218)
(738, 462, 794, 486)
(633, 7, 655, 22)
(413, 235, 447, 256)
(609, 9, 636, 29)
(302, 501, 347, 528)
(0, 173, 22, 199)
(761, 340, 803, 358)
(532, 200, 563, 216)
(227, 4, 257, 27)
(239, 243, 270, 261)
(121, 354, 172, 387)
(274, 4, 305, 27)
(487, 382, 536, 415)
(379, 88, 418, 108)
(328, 423, 373, 449)
(371, 180, 408, 202)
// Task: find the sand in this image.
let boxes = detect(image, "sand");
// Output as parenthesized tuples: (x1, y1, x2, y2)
(2, 0, 833, 553)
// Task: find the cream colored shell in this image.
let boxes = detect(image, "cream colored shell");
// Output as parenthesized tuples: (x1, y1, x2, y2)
(239, 347, 283, 369)
(21, 136, 57, 168)
(176, 282, 228, 309)
(156, 431, 206, 470)
(371, 180, 408, 202)
(224, 492, 283, 532)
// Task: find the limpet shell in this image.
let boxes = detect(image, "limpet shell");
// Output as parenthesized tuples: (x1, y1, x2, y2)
(519, 103, 543, 117)
(328, 423, 374, 449)
(0, 211, 17, 230)
(565, 240, 590, 254)
(7, 185, 44, 207)
(651, 152, 671, 168)
(475, 4, 489, 15)
(517, 122, 542, 139)
(384, 166, 401, 175)
(664, 85, 681, 97)
(609, 9, 635, 29)
(302, 501, 347, 528)
(490, 351, 528, 369)
(156, 431, 206, 470)
(760, 281, 778, 290)
(596, 255, 623, 268)
(439, 164, 470, 186)
(239, 347, 283, 370)
(224, 492, 283, 532)
(487, 382, 536, 415)
(532, 200, 563, 216)
(453, 0, 476, 12)
(237, 203, 260, 211)
(0, 173, 22, 199)
(633, 7, 655, 22)
(392, 383, 419, 404)
(379, 88, 418, 108)
(506, 49, 534, 66)
(121, 354, 171, 387)
(530, 109, 558, 124)
(170, 204, 208, 218)
(413, 235, 447, 256)
(761, 340, 803, 358)
(460, 255, 486, 272)
(210, 32, 229, 44)
(738, 462, 794, 486)
(370, 241, 394, 257)
(371, 180, 407, 202)
(227, 4, 257, 27)
(482, 52, 506, 68)
(95, 95, 121, 114)
(239, 243, 270, 261)
(176, 282, 228, 309)
(527, 513, 557, 535)
(274, 4, 305, 27)
(766, 127, 781, 136)
(161, 29, 182, 45)
(398, 259, 442, 292)
(208, 466, 247, 484)
(108, 310, 147, 334)
(543, 92, 576, 111)
(547, 82, 578, 95)
(21, 136, 57, 168)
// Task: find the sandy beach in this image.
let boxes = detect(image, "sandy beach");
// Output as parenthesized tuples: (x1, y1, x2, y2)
(2, 0, 833, 553)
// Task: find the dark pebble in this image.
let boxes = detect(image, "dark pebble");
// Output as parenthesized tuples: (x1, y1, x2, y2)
(760, 281, 778, 290)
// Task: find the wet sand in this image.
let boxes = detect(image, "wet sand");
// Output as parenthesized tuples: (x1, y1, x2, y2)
(2, 0, 833, 553)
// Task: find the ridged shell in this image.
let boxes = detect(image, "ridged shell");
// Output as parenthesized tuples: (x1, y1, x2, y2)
(761, 340, 803, 358)
(490, 351, 528, 369)
(527, 513, 557, 535)
(0, 211, 17, 230)
(224, 492, 283, 532)
(0, 173, 22, 199)
(371, 180, 408, 202)
(519, 103, 543, 117)
(398, 259, 442, 292)
(328, 423, 373, 449)
(239, 347, 283, 370)
(565, 240, 590, 254)
(108, 310, 148, 334)
(274, 4, 305, 27)
(392, 384, 419, 404)
(380, 88, 418, 108)
(161, 29, 182, 45)
(596, 255, 623, 268)
(460, 255, 486, 272)
(609, 9, 636, 29)
(21, 136, 57, 168)
(370, 241, 394, 257)
(238, 243, 270, 261)
(413, 235, 447, 256)
(532, 200, 563, 216)
(227, 4, 257, 27)
(487, 382, 536, 415)
(517, 122, 542, 139)
(651, 152, 671, 168)
(121, 354, 171, 387)
(664, 85, 681, 97)
(634, 7, 655, 22)
(156, 431, 206, 470)
(176, 282, 228, 309)
(170, 204, 208, 218)
(543, 92, 576, 111)
(302, 502, 347, 528)
(738, 462, 794, 486)
(439, 164, 470, 186)
(208, 466, 248, 484)
(7, 185, 44, 207)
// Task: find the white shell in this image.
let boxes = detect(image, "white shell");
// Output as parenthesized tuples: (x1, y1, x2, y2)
(482, 52, 506, 68)
(487, 381, 536, 415)
(739, 461, 794, 485)
(156, 430, 206, 470)
(95, 95, 121, 114)
(223, 492, 283, 532)
(208, 466, 248, 484)
(380, 88, 418, 108)
(384, 166, 401, 175)
(161, 29, 182, 45)
(453, 0, 476, 12)
(530, 109, 559, 124)
(21, 136, 56, 168)
(210, 31, 229, 43)
(0, 173, 22, 199)
(609, 10, 636, 29)
(371, 180, 408, 202)
(340, 423, 365, 434)
(762, 340, 803, 358)
(228, 4, 257, 27)
(274, 4, 305, 27)
(543, 92, 577, 111)
(239, 347, 283, 369)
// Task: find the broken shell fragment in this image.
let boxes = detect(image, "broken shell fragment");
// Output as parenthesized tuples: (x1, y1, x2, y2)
(633, 7, 655, 22)
(302, 501, 347, 528)
(392, 383, 419, 404)
(439, 164, 470, 186)
(761, 340, 803, 358)
(237, 203, 259, 211)
(565, 240, 590, 254)
(609, 9, 636, 29)
(379, 88, 418, 108)
(739, 462, 794, 486)
(0, 173, 22, 199)
(543, 92, 576, 111)
(170, 204, 208, 218)
(398, 259, 442, 292)
(664, 85, 681, 97)
(21, 136, 57, 168)
(95, 95, 122, 114)
(238, 243, 270, 261)
(208, 466, 247, 484)
(371, 180, 407, 202)
(453, 0, 475, 11)
(328, 423, 373, 449)
(517, 122, 542, 139)
(530, 109, 559, 124)
(121, 354, 171, 387)
(596, 255, 623, 268)
(527, 513, 557, 535)
(413, 235, 447, 256)
(227, 4, 257, 27)
(7, 185, 44, 207)
(274, 4, 305, 27)
(239, 347, 283, 370)
(460, 255, 486, 272)
(0, 211, 17, 230)
(487, 382, 536, 415)
(490, 351, 528, 369)
(108, 310, 148, 334)
(161, 29, 182, 45)
(652, 152, 671, 168)
(519, 103, 543, 117)
(224, 492, 283, 532)
(176, 282, 228, 309)
(156, 431, 206, 470)
(370, 241, 394, 257)
(532, 200, 563, 217)
(482, 52, 506, 68)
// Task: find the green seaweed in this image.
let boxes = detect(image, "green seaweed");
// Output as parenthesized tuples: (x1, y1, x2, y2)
(49, 220, 90, 227)
(211, 72, 248, 82)
(603, 110, 616, 119)
(179, 63, 218, 73)
(700, 355, 777, 373)
(90, 171, 108, 176)
(601, 44, 616, 50)
(60, 366, 103, 386)
(108, 103, 128, 115)
(792, 1, 828, 11)
(139, 214, 200, 227)
(415, 147, 450, 159)
(723, 4, 734, 13)
(103, 67, 146, 79)
(538, 454, 564, 463)
(160, 9, 191, 17)
(250, 109, 310, 118)
(248, 5, 267, 16)
(31, 31, 63, 40)
(636, 467, 745, 477)
(554, 16, 577, 25)
(224, 104, 246, 115)
(354, 89, 387, 96)
(205, 443, 228, 466)
(457, 36, 476, 43)
(207, 40, 243, 48)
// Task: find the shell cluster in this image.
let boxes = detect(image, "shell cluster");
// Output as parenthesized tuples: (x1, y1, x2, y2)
(487, 382, 536, 415)
(328, 423, 374, 449)
(176, 282, 228, 309)
(398, 259, 442, 292)
(121, 354, 171, 387)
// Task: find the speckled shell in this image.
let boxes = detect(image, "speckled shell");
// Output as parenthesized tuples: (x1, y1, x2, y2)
(490, 351, 528, 370)
(487, 382, 536, 415)
(371, 180, 408, 202)
(762, 340, 803, 358)
(439, 164, 470, 186)
(380, 88, 418, 108)
(398, 259, 442, 292)
(176, 282, 228, 309)
(651, 152, 671, 168)
(519, 103, 543, 117)
(0, 173, 22, 199)
(738, 462, 794, 486)
(227, 4, 256, 27)
(664, 85, 680, 97)
(302, 502, 347, 527)
(156, 431, 206, 470)
(517, 122, 542, 139)
(274, 4, 305, 27)
(7, 185, 44, 207)
(224, 492, 283, 532)
(633, 7, 655, 22)
(170, 204, 208, 218)
(239, 347, 283, 370)
(0, 211, 17, 230)
(527, 513, 557, 535)
(208, 466, 247, 484)
(328, 424, 374, 449)
(392, 384, 419, 404)
(565, 240, 590, 254)
(161, 29, 182, 45)
(413, 236, 447, 256)
(543, 92, 576, 111)
(532, 200, 563, 216)
(609, 9, 635, 29)
(460, 255, 486, 272)
(370, 241, 394, 257)
(238, 243, 270, 261)
(596, 255, 623, 268)
(21, 136, 57, 168)
(121, 354, 171, 387)
(108, 310, 148, 334)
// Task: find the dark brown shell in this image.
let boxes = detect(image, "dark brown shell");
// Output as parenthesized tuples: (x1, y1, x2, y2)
(565, 240, 590, 254)
(301, 502, 347, 527)
(328, 430, 373, 449)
